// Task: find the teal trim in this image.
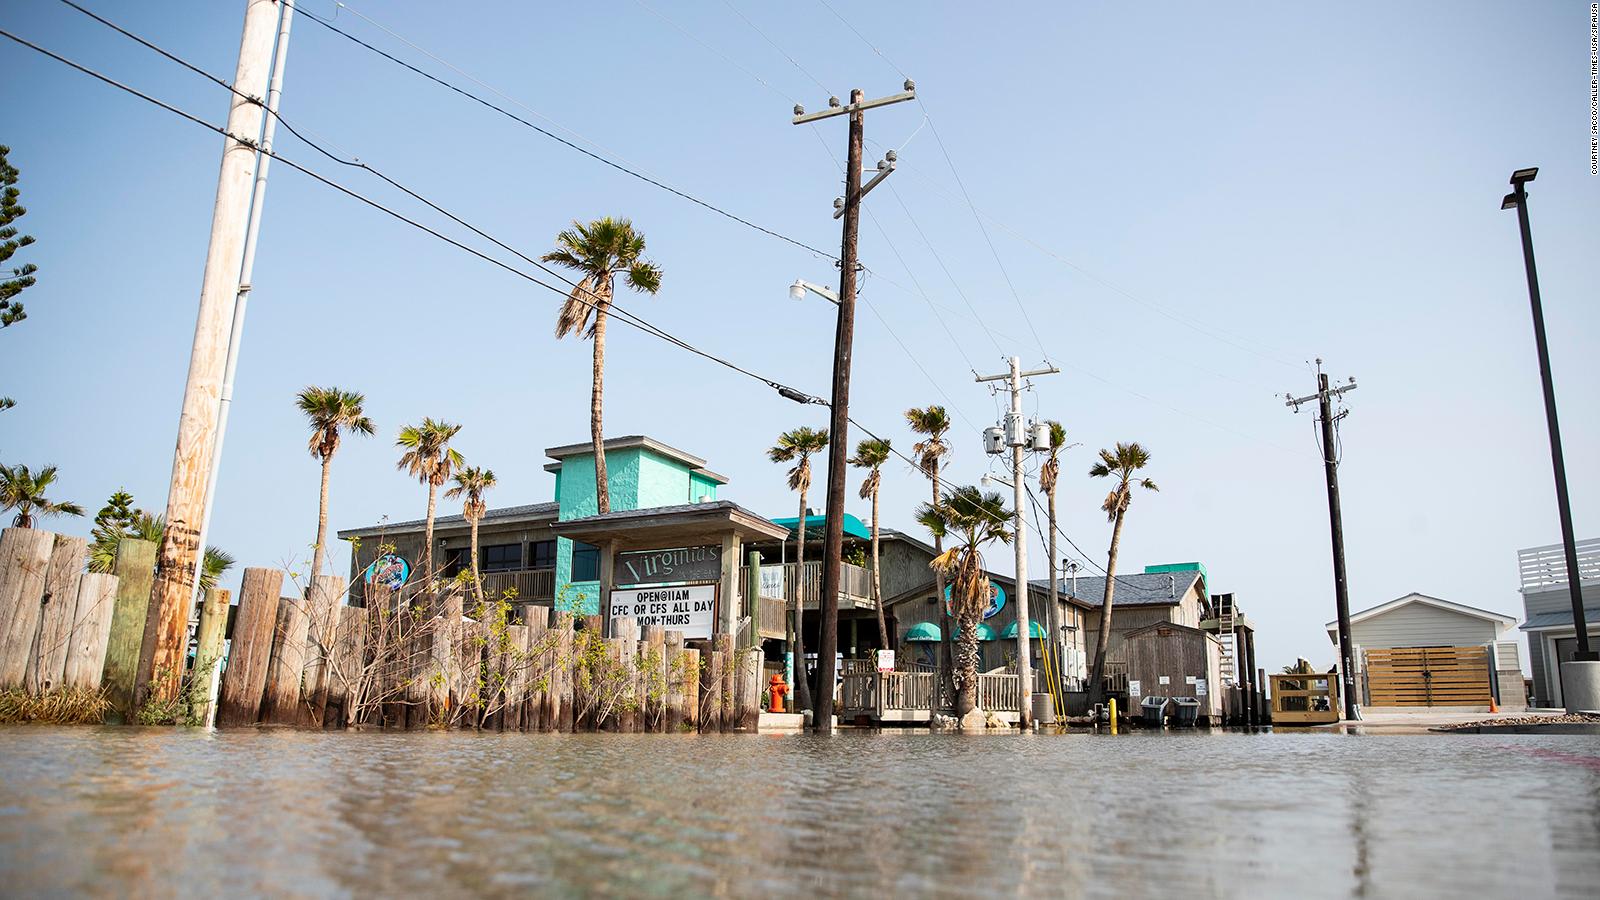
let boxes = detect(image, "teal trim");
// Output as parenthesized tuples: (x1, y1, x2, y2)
(1001, 620, 1049, 639)
(904, 622, 942, 642)
(1143, 561, 1208, 598)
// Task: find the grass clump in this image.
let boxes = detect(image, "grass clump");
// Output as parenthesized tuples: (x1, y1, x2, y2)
(0, 686, 112, 724)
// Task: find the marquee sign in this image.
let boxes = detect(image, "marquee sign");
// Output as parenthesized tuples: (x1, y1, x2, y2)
(614, 544, 721, 586)
(608, 584, 718, 639)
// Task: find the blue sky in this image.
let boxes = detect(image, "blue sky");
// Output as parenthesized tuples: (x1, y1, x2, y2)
(2, 1, 1596, 670)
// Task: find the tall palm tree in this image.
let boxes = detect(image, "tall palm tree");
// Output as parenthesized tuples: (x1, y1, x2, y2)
(297, 386, 375, 580)
(905, 405, 953, 689)
(0, 463, 84, 528)
(768, 425, 829, 712)
(1036, 421, 1067, 669)
(849, 437, 893, 654)
(396, 419, 464, 593)
(444, 465, 497, 604)
(541, 217, 662, 515)
(1086, 441, 1159, 706)
(917, 486, 1012, 716)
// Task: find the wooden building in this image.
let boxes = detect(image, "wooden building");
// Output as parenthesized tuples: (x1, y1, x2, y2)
(1122, 622, 1227, 724)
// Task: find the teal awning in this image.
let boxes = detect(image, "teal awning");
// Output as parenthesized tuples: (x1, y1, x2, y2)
(1001, 620, 1049, 639)
(976, 623, 998, 641)
(904, 622, 942, 642)
(769, 513, 872, 541)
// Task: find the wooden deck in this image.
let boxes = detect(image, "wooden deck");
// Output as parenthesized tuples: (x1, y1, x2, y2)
(838, 669, 1031, 723)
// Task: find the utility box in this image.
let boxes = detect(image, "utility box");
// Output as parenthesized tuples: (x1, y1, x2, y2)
(1141, 695, 1171, 726)
(1004, 413, 1025, 447)
(1030, 422, 1051, 451)
(983, 427, 1005, 455)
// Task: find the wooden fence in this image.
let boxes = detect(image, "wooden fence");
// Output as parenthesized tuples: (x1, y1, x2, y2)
(0, 527, 121, 702)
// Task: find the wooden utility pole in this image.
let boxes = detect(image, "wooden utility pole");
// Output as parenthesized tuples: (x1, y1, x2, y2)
(137, 0, 284, 706)
(977, 358, 1059, 729)
(792, 81, 915, 733)
(1285, 360, 1359, 720)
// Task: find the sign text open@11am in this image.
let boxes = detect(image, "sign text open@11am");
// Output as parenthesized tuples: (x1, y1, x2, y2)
(608, 584, 717, 639)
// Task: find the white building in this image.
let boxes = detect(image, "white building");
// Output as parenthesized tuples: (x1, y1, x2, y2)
(1517, 538, 1600, 709)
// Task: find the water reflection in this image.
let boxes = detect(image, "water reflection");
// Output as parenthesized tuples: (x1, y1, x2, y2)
(1, 727, 1597, 897)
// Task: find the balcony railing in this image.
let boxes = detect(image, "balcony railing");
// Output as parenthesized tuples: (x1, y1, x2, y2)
(479, 568, 556, 603)
(741, 561, 875, 609)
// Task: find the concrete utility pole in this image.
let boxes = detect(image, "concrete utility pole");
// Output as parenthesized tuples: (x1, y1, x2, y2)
(792, 81, 915, 734)
(1285, 360, 1359, 720)
(977, 357, 1059, 729)
(138, 0, 284, 706)
(1501, 168, 1594, 662)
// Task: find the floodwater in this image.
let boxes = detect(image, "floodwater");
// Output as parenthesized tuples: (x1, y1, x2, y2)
(2, 728, 1598, 898)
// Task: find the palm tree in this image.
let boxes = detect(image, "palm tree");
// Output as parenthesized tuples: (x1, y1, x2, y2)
(1086, 442, 1159, 706)
(88, 509, 234, 593)
(541, 217, 663, 515)
(917, 486, 1012, 717)
(444, 465, 497, 604)
(768, 425, 829, 712)
(1036, 421, 1067, 668)
(396, 418, 464, 593)
(297, 386, 375, 580)
(849, 437, 893, 654)
(0, 463, 84, 527)
(905, 405, 953, 687)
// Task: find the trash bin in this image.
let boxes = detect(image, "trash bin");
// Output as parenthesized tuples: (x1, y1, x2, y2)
(1140, 696, 1171, 727)
(1170, 696, 1201, 727)
(1031, 692, 1056, 726)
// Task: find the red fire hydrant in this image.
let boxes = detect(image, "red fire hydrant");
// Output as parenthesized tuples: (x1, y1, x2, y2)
(769, 673, 788, 713)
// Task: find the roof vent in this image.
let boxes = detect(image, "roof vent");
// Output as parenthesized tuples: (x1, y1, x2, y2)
(697, 495, 711, 504)
(1169, 574, 1176, 598)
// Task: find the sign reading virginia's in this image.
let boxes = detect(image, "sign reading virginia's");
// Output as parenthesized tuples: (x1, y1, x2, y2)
(609, 584, 716, 639)
(614, 545, 721, 586)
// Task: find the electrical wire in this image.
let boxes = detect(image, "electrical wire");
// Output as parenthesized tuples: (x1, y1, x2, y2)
(718, 0, 834, 97)
(295, 5, 839, 261)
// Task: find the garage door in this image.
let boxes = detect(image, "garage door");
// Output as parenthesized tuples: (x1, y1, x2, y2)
(1364, 646, 1492, 707)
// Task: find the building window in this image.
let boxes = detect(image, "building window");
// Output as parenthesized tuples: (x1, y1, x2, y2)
(481, 543, 522, 572)
(572, 541, 600, 582)
(441, 547, 468, 577)
(529, 540, 557, 571)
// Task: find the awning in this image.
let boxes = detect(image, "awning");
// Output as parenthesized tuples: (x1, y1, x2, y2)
(1521, 608, 1600, 631)
(1002, 620, 1050, 639)
(904, 622, 942, 642)
(769, 512, 872, 541)
(976, 623, 998, 641)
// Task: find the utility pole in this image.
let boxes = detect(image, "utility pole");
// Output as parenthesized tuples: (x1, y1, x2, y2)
(1285, 360, 1359, 720)
(978, 357, 1059, 729)
(792, 82, 915, 734)
(137, 0, 284, 706)
(1501, 168, 1594, 661)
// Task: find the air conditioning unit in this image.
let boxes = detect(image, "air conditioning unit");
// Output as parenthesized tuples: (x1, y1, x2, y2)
(982, 426, 1005, 455)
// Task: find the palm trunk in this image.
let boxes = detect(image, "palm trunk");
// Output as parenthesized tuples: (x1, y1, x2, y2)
(590, 303, 610, 514)
(311, 452, 332, 580)
(932, 465, 953, 706)
(1046, 484, 1059, 685)
(793, 487, 812, 712)
(422, 481, 438, 601)
(469, 515, 482, 607)
(871, 481, 887, 654)
(1087, 509, 1126, 707)
(955, 613, 979, 716)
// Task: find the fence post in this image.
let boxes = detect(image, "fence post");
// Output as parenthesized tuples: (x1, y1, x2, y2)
(102, 538, 158, 720)
(26, 533, 88, 694)
(193, 587, 230, 725)
(260, 592, 309, 726)
(217, 568, 283, 726)
(0, 527, 59, 691)
(299, 574, 345, 727)
(62, 573, 119, 691)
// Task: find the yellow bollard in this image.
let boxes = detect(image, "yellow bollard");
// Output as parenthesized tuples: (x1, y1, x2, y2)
(1109, 697, 1118, 734)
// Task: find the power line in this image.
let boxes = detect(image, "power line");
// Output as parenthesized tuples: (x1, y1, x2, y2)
(295, 5, 839, 261)
(718, 0, 834, 97)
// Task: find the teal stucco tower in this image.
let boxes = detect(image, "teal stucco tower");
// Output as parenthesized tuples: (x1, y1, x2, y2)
(545, 436, 727, 612)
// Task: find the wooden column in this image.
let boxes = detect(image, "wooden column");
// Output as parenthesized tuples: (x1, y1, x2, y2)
(597, 539, 616, 637)
(718, 532, 739, 638)
(193, 587, 230, 724)
(62, 573, 120, 691)
(101, 538, 158, 719)
(217, 567, 282, 726)
(0, 527, 57, 690)
(26, 533, 88, 693)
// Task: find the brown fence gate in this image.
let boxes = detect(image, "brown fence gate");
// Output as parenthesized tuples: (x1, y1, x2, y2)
(1363, 646, 1492, 707)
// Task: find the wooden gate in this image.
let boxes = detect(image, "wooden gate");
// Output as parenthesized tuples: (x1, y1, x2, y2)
(1363, 646, 1492, 707)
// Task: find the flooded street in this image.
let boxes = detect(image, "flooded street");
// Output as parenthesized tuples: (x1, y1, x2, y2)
(2, 727, 1598, 897)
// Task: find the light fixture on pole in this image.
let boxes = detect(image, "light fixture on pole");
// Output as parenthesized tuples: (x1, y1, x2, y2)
(789, 279, 839, 304)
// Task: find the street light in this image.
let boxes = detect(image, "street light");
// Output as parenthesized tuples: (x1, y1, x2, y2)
(1502, 166, 1595, 668)
(789, 278, 839, 304)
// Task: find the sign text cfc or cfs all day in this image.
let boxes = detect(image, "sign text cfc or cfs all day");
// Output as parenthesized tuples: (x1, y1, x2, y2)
(609, 584, 716, 639)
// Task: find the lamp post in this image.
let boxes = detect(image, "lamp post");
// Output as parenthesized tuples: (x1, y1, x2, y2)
(1502, 167, 1594, 662)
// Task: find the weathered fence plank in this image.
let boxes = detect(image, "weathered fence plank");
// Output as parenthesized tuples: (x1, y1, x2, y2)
(193, 588, 230, 725)
(62, 573, 119, 690)
(700, 646, 723, 734)
(217, 568, 283, 726)
(101, 538, 157, 719)
(0, 527, 57, 690)
(683, 647, 700, 729)
(299, 574, 345, 727)
(664, 630, 685, 733)
(643, 625, 665, 733)
(26, 533, 88, 693)
(555, 613, 575, 733)
(735, 649, 762, 731)
(525, 607, 548, 731)
(715, 634, 735, 734)
(260, 594, 309, 726)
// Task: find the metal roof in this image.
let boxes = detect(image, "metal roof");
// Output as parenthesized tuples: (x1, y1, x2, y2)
(337, 502, 558, 539)
(1520, 608, 1600, 631)
(1029, 571, 1200, 607)
(542, 435, 728, 484)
